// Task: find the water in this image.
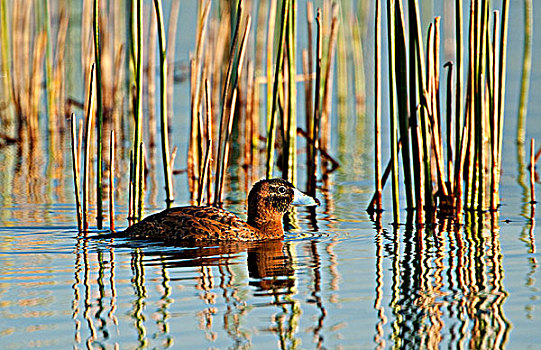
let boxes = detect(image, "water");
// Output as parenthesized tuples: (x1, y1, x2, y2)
(1, 1, 541, 349)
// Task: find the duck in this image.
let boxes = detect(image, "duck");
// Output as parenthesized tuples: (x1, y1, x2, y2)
(122, 178, 319, 242)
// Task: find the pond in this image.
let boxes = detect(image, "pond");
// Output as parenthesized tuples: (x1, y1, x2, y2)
(0, 1, 540, 349)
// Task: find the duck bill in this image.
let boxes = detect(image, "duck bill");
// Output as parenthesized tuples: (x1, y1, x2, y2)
(291, 188, 320, 207)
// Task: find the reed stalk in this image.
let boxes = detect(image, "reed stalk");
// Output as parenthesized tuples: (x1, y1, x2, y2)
(455, 0, 463, 181)
(490, 11, 500, 211)
(393, 0, 413, 211)
(386, 0, 400, 224)
(0, 0, 11, 106)
(214, 9, 251, 206)
(204, 79, 213, 205)
(198, 139, 212, 206)
(284, 0, 297, 185)
(131, 0, 144, 221)
(265, 0, 290, 179)
(82, 64, 96, 231)
(152, 0, 174, 207)
(214, 1, 243, 205)
(373, 0, 382, 212)
(109, 130, 115, 231)
(93, 0, 104, 229)
(530, 138, 536, 204)
(305, 2, 314, 139)
(517, 0, 532, 146)
(137, 142, 145, 220)
(308, 9, 322, 198)
(70, 114, 83, 232)
(493, 0, 510, 210)
(216, 88, 239, 205)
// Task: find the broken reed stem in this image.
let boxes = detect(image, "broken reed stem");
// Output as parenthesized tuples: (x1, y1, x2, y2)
(109, 130, 115, 232)
(153, 0, 174, 207)
(82, 64, 96, 231)
(93, 0, 104, 229)
(70, 114, 83, 232)
(265, 0, 290, 179)
(530, 138, 536, 204)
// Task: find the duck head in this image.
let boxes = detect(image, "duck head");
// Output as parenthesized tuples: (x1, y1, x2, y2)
(247, 178, 319, 236)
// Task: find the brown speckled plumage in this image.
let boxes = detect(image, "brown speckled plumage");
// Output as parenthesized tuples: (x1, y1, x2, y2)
(122, 178, 319, 242)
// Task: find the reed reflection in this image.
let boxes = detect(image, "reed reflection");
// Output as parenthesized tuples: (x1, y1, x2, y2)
(375, 213, 510, 348)
(73, 238, 302, 348)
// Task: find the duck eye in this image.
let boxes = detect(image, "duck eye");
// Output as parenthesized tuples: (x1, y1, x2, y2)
(277, 186, 287, 194)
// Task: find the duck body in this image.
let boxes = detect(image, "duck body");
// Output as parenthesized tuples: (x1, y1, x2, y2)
(122, 178, 319, 242)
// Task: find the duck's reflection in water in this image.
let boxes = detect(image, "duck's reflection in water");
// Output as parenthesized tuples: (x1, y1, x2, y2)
(73, 238, 299, 349)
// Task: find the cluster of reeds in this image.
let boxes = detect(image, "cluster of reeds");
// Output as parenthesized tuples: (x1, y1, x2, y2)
(185, 0, 346, 207)
(369, 0, 511, 225)
(70, 0, 179, 231)
(0, 1, 69, 145)
(1, 0, 378, 231)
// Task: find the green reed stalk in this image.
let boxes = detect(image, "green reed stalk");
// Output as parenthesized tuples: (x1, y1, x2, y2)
(445, 62, 454, 181)
(374, 0, 382, 212)
(215, 14, 251, 206)
(476, 0, 490, 211)
(109, 130, 115, 232)
(266, 0, 290, 179)
(204, 79, 213, 205)
(82, 64, 96, 231)
(351, 15, 366, 119)
(517, 0, 532, 145)
(530, 139, 536, 204)
(266, 0, 277, 160)
(321, 8, 339, 164)
(455, 0, 463, 187)
(490, 11, 500, 210)
(216, 89, 239, 205)
(493, 0, 509, 210)
(152, 0, 174, 207)
(0, 0, 11, 105)
(284, 0, 297, 185)
(43, 0, 54, 132)
(409, 0, 432, 215)
(70, 114, 83, 232)
(93, 0, 104, 228)
(198, 139, 212, 206)
(394, 0, 413, 211)
(406, 0, 422, 220)
(465, 3, 475, 209)
(308, 9, 322, 198)
(214, 1, 242, 205)
(131, 0, 144, 221)
(386, 0, 400, 224)
(137, 142, 145, 220)
(305, 2, 314, 138)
